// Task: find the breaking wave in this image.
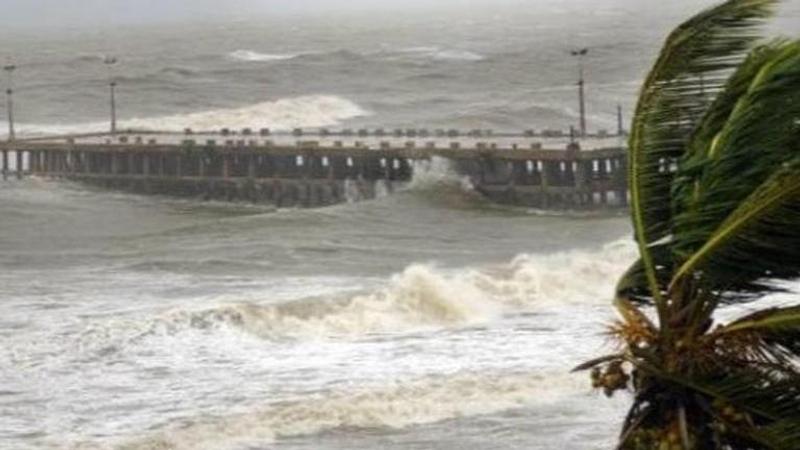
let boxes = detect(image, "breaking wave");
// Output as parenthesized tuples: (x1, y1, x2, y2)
(226, 47, 485, 65)
(72, 239, 636, 350)
(110, 371, 584, 450)
(398, 46, 485, 62)
(228, 49, 303, 62)
(121, 95, 369, 131)
(1, 95, 369, 137)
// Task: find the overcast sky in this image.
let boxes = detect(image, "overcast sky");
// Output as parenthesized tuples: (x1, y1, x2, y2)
(0, 0, 508, 29)
(1, 0, 796, 30)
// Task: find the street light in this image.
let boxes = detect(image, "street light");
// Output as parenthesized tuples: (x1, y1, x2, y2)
(570, 48, 588, 138)
(104, 56, 118, 134)
(4, 63, 16, 142)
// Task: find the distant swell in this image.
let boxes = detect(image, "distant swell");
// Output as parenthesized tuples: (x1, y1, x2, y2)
(110, 371, 583, 450)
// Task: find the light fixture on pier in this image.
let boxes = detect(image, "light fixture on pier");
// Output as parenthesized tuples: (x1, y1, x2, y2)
(570, 48, 588, 138)
(3, 63, 16, 142)
(104, 56, 118, 134)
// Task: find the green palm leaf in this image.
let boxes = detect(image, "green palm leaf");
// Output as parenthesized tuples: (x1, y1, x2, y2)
(671, 157, 800, 294)
(669, 43, 800, 299)
(672, 40, 790, 220)
(714, 305, 800, 362)
(627, 0, 776, 315)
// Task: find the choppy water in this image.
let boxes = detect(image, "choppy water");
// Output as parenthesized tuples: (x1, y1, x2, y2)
(1, 1, 799, 449)
(0, 0, 792, 137)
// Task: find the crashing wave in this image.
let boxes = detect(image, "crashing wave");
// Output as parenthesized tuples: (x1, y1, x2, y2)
(228, 49, 303, 62)
(0, 95, 370, 138)
(74, 239, 636, 347)
(398, 46, 485, 62)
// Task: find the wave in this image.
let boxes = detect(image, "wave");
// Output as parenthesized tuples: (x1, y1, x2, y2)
(159, 66, 201, 78)
(0, 95, 369, 137)
(108, 371, 585, 450)
(226, 47, 484, 65)
(72, 239, 636, 351)
(122, 95, 369, 131)
(398, 46, 485, 62)
(228, 49, 303, 62)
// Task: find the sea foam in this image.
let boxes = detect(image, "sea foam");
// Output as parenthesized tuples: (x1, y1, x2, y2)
(228, 49, 303, 62)
(0, 95, 369, 138)
(104, 371, 586, 450)
(84, 238, 636, 345)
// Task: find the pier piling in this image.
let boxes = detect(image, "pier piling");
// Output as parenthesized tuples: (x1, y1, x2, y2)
(1, 149, 7, 180)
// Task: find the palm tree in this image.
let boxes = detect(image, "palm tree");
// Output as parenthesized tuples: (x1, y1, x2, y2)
(576, 0, 800, 448)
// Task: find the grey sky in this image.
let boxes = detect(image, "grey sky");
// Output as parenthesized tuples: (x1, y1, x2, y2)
(0, 0, 505, 29)
(1, 0, 796, 31)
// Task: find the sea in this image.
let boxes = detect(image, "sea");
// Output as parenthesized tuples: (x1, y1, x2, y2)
(1, 1, 798, 449)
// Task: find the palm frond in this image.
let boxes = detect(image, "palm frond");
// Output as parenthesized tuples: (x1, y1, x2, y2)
(627, 0, 776, 313)
(664, 41, 800, 306)
(672, 40, 790, 221)
(635, 359, 800, 424)
(671, 155, 800, 297)
(713, 305, 800, 362)
(615, 245, 672, 305)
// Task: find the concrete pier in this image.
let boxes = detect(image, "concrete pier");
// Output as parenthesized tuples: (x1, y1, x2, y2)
(1, 130, 628, 210)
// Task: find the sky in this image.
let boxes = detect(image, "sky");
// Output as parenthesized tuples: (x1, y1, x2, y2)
(0, 0, 508, 29)
(1, 0, 795, 31)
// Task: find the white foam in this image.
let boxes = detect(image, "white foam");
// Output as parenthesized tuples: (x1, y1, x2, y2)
(399, 46, 485, 62)
(124, 239, 637, 341)
(109, 371, 586, 450)
(407, 156, 474, 192)
(122, 95, 369, 131)
(0, 95, 370, 137)
(228, 49, 303, 62)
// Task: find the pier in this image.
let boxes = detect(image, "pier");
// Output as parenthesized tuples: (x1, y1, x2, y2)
(0, 128, 628, 210)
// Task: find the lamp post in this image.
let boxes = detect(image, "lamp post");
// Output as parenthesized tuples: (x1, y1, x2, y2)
(104, 56, 118, 134)
(571, 48, 588, 138)
(4, 64, 16, 142)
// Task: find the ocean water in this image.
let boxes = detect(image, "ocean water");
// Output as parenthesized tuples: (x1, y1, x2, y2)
(1, 1, 799, 449)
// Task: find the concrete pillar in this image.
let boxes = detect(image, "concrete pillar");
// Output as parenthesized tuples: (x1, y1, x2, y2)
(574, 160, 587, 207)
(111, 152, 119, 175)
(540, 162, 551, 209)
(2, 150, 7, 180)
(248, 154, 256, 179)
(143, 153, 151, 177)
(222, 154, 230, 179)
(16, 150, 23, 179)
